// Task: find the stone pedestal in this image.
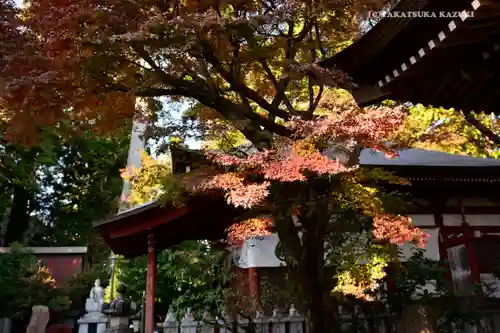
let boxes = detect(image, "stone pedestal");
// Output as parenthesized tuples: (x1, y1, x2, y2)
(180, 309, 196, 333)
(106, 317, 133, 333)
(105, 316, 133, 333)
(78, 281, 108, 333)
(271, 308, 286, 333)
(109, 317, 129, 328)
(77, 312, 108, 333)
(254, 310, 270, 333)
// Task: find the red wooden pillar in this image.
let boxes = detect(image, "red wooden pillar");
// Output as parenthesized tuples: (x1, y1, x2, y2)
(248, 267, 261, 311)
(145, 234, 157, 333)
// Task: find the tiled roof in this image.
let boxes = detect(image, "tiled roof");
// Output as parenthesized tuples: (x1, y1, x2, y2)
(360, 148, 500, 167)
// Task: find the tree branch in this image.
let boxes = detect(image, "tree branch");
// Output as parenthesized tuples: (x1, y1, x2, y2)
(307, 78, 314, 118)
(314, 21, 326, 58)
(260, 60, 296, 114)
(96, 83, 192, 98)
(463, 111, 500, 145)
(130, 40, 297, 147)
(273, 213, 303, 267)
(265, 19, 314, 113)
(191, 88, 292, 148)
(132, 44, 194, 89)
(132, 43, 292, 147)
(198, 92, 291, 135)
(136, 88, 187, 97)
(307, 31, 316, 119)
(199, 40, 291, 121)
(293, 19, 314, 44)
(310, 85, 324, 112)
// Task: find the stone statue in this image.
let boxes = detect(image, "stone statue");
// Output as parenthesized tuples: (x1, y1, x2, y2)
(78, 279, 108, 333)
(26, 305, 50, 333)
(90, 279, 105, 303)
(85, 279, 105, 314)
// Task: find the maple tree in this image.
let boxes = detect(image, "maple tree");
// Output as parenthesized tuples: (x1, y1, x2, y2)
(1, 0, 385, 142)
(123, 96, 428, 332)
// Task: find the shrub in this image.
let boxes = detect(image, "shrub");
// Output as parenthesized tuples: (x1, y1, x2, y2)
(0, 245, 70, 320)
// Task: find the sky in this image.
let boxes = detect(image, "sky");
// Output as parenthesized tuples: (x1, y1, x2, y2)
(148, 98, 200, 160)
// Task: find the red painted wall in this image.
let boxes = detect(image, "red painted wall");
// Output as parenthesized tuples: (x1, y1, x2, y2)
(36, 254, 84, 288)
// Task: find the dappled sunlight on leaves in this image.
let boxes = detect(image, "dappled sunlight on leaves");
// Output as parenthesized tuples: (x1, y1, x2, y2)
(395, 104, 500, 158)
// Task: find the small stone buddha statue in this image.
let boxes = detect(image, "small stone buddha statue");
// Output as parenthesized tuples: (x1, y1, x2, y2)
(85, 279, 105, 314)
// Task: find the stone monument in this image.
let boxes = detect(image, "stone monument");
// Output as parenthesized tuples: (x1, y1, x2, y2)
(26, 305, 50, 333)
(78, 279, 108, 333)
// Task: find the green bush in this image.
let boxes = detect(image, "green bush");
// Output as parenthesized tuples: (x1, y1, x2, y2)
(0, 245, 70, 320)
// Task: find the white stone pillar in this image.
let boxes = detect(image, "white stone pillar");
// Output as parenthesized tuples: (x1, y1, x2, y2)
(254, 310, 269, 333)
(180, 309, 197, 333)
(199, 312, 215, 333)
(162, 310, 178, 333)
(288, 305, 304, 333)
(271, 308, 286, 333)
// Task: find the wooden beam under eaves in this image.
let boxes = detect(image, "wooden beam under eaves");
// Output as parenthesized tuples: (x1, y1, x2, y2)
(109, 206, 191, 239)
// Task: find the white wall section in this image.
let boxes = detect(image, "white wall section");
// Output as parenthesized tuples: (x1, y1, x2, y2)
(234, 215, 441, 268)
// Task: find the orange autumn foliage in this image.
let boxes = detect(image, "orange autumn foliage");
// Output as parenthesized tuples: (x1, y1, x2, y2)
(0, 0, 386, 144)
(127, 108, 426, 250)
(227, 218, 273, 247)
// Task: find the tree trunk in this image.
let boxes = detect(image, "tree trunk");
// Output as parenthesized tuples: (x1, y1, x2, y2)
(299, 264, 339, 333)
(299, 216, 340, 333)
(275, 193, 341, 333)
(4, 186, 31, 245)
